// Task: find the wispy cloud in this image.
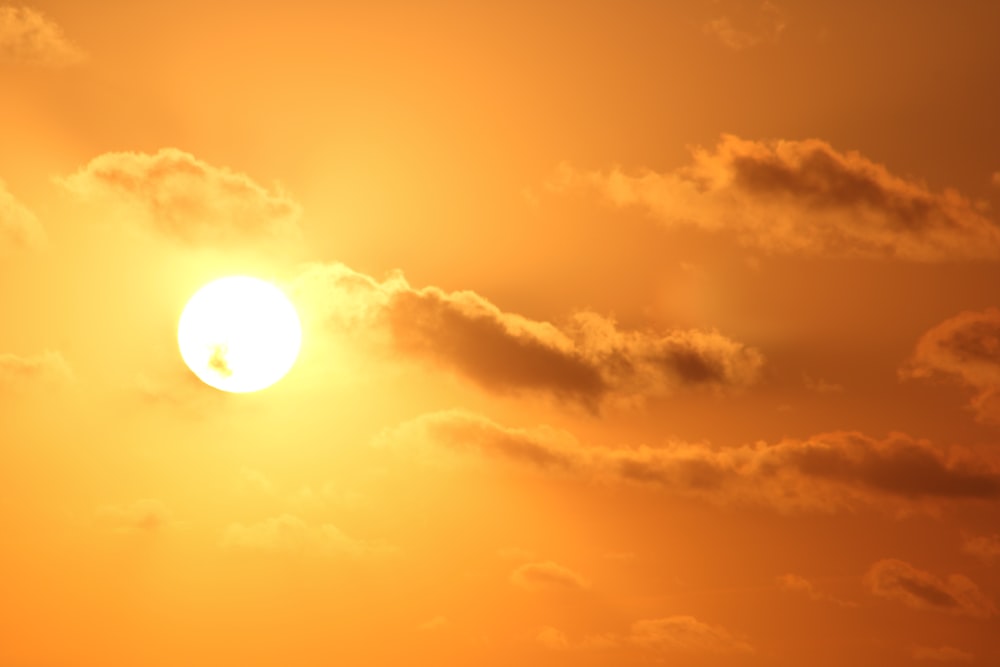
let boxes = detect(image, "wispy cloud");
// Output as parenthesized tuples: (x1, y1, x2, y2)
(704, 1, 786, 51)
(221, 514, 392, 558)
(0, 179, 43, 250)
(0, 6, 83, 66)
(510, 561, 589, 592)
(379, 410, 1000, 514)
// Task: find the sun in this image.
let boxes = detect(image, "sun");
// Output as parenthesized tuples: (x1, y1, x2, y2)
(178, 276, 302, 393)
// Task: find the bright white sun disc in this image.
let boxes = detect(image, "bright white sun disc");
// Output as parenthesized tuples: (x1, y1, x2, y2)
(178, 276, 302, 393)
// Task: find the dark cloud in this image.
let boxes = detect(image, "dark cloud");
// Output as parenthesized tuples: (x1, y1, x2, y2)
(0, 180, 43, 250)
(555, 135, 1000, 260)
(509, 561, 589, 592)
(0, 6, 83, 66)
(865, 559, 995, 618)
(295, 263, 763, 409)
(380, 410, 1000, 514)
(902, 308, 1000, 423)
(60, 148, 301, 245)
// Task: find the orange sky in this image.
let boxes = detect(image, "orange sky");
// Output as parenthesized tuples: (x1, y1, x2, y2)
(2, 1, 1000, 665)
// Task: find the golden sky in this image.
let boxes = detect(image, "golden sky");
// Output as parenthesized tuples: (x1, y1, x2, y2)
(2, 1, 1000, 665)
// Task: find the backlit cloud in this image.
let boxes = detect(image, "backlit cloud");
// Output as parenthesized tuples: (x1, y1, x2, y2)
(0, 6, 83, 66)
(221, 514, 391, 558)
(60, 148, 301, 245)
(865, 558, 996, 618)
(902, 307, 1000, 423)
(295, 262, 763, 409)
(380, 410, 1000, 514)
(510, 561, 589, 592)
(0, 180, 43, 249)
(555, 135, 1000, 260)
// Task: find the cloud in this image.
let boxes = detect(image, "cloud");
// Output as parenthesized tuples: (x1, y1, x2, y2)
(704, 1, 786, 51)
(0, 351, 72, 390)
(379, 410, 1000, 514)
(554, 135, 1000, 261)
(803, 374, 844, 394)
(96, 499, 171, 534)
(902, 308, 1000, 423)
(962, 533, 1000, 563)
(535, 616, 750, 654)
(629, 616, 753, 654)
(60, 148, 301, 245)
(295, 262, 763, 409)
(0, 180, 43, 249)
(865, 559, 996, 618)
(0, 6, 83, 66)
(418, 616, 449, 631)
(510, 561, 589, 592)
(220, 514, 391, 558)
(776, 573, 856, 607)
(911, 646, 975, 663)
(536, 627, 570, 650)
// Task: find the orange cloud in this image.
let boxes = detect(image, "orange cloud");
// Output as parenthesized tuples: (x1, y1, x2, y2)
(296, 263, 763, 409)
(902, 307, 1000, 423)
(60, 148, 301, 245)
(776, 573, 856, 607)
(0, 6, 82, 66)
(962, 533, 1000, 563)
(381, 410, 1000, 513)
(0, 351, 71, 390)
(535, 616, 751, 654)
(555, 135, 1000, 260)
(509, 561, 589, 592)
(911, 645, 975, 662)
(0, 180, 43, 250)
(865, 559, 996, 618)
(220, 514, 391, 558)
(704, 1, 786, 51)
(95, 499, 172, 534)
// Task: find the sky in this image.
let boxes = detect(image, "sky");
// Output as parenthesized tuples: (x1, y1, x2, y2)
(2, 1, 1000, 665)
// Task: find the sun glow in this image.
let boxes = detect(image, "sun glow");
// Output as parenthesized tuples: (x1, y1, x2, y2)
(178, 276, 302, 393)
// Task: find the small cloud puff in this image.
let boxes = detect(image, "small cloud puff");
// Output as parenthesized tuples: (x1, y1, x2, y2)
(510, 561, 589, 592)
(96, 499, 171, 534)
(60, 148, 301, 246)
(865, 558, 995, 619)
(902, 307, 1000, 424)
(962, 533, 1000, 563)
(0, 351, 71, 390)
(555, 135, 1000, 261)
(539, 616, 752, 654)
(0, 6, 83, 66)
(776, 573, 856, 607)
(704, 1, 786, 51)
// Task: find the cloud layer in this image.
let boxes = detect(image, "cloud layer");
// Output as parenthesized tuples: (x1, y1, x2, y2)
(555, 134, 1000, 260)
(295, 263, 763, 408)
(0, 6, 82, 66)
(61, 148, 302, 245)
(380, 410, 1000, 514)
(903, 307, 1000, 423)
(0, 180, 43, 249)
(865, 559, 995, 618)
